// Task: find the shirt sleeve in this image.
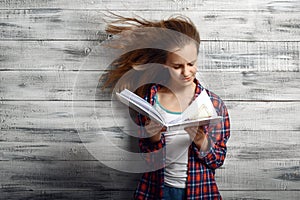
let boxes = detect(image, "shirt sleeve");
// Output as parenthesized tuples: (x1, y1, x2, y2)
(136, 113, 166, 169)
(192, 98, 231, 170)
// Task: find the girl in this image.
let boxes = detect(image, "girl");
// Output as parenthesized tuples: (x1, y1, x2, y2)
(101, 14, 230, 200)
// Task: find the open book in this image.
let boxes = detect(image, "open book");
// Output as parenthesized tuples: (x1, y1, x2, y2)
(116, 89, 222, 131)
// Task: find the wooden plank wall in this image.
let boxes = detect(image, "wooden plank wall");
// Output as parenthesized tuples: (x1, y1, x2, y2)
(0, 0, 300, 199)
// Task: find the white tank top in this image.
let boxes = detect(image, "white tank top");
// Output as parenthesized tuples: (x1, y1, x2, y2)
(154, 96, 192, 189)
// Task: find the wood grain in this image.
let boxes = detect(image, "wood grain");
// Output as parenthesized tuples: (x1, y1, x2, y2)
(1, 0, 300, 12)
(1, 190, 300, 200)
(1, 100, 299, 132)
(1, 41, 299, 71)
(1, 129, 299, 161)
(2, 129, 298, 195)
(0, 159, 299, 191)
(0, 10, 299, 41)
(1, 71, 300, 100)
(1, 0, 300, 199)
(0, 40, 94, 70)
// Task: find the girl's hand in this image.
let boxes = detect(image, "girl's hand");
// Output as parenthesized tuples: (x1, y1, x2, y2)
(144, 119, 166, 143)
(184, 126, 210, 151)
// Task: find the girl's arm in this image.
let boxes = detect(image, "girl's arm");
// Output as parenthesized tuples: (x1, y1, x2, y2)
(144, 120, 164, 143)
(135, 114, 165, 153)
(136, 116, 166, 169)
(185, 126, 211, 152)
(191, 102, 230, 170)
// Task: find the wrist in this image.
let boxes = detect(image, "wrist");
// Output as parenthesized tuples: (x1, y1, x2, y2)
(195, 135, 209, 151)
(150, 133, 161, 143)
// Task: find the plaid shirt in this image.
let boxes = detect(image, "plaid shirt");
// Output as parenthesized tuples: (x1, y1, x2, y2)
(134, 79, 230, 200)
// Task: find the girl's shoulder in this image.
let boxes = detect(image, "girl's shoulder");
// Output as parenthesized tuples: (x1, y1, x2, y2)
(205, 88, 228, 116)
(195, 79, 221, 101)
(195, 80, 227, 115)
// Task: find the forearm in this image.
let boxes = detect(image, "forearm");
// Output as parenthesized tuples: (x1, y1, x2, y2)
(194, 134, 210, 152)
(139, 131, 165, 153)
(144, 120, 164, 143)
(192, 128, 229, 169)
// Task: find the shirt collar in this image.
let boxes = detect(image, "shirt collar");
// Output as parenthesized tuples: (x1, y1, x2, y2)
(148, 78, 204, 105)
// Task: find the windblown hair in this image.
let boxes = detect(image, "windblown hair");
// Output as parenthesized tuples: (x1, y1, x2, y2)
(100, 13, 200, 97)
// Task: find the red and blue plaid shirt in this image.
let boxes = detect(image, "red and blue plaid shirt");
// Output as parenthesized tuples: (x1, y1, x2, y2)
(134, 79, 230, 200)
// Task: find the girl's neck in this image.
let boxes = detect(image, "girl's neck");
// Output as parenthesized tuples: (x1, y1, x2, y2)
(157, 80, 197, 112)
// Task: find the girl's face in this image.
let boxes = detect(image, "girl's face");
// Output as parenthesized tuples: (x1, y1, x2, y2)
(165, 43, 198, 87)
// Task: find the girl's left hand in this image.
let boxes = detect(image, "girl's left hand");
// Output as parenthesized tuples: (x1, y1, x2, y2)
(184, 126, 209, 151)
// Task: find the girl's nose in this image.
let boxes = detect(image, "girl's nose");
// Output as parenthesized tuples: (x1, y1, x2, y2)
(182, 65, 189, 76)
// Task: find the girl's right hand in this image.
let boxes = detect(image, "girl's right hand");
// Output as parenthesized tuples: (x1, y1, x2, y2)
(144, 119, 166, 143)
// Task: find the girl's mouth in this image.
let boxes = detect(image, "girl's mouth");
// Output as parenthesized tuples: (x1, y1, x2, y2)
(183, 76, 192, 81)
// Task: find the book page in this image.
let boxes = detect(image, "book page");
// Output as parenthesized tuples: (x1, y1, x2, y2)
(166, 116, 222, 131)
(116, 88, 220, 131)
(169, 89, 217, 124)
(182, 89, 217, 120)
(116, 89, 165, 125)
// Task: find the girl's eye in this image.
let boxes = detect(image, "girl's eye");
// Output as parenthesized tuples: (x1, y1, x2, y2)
(172, 63, 195, 69)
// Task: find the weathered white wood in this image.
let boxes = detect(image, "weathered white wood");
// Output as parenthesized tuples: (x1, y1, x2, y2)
(201, 41, 300, 71)
(0, 190, 300, 200)
(1, 71, 299, 100)
(0, 10, 300, 41)
(0, 159, 299, 191)
(219, 159, 300, 190)
(1, 100, 299, 131)
(1, 0, 300, 12)
(0, 40, 94, 70)
(221, 191, 300, 200)
(0, 190, 135, 200)
(1, 41, 299, 71)
(1, 0, 299, 199)
(0, 160, 123, 190)
(1, 130, 299, 161)
(5, 130, 297, 195)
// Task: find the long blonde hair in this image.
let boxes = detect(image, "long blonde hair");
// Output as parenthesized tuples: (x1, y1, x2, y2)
(100, 13, 200, 97)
